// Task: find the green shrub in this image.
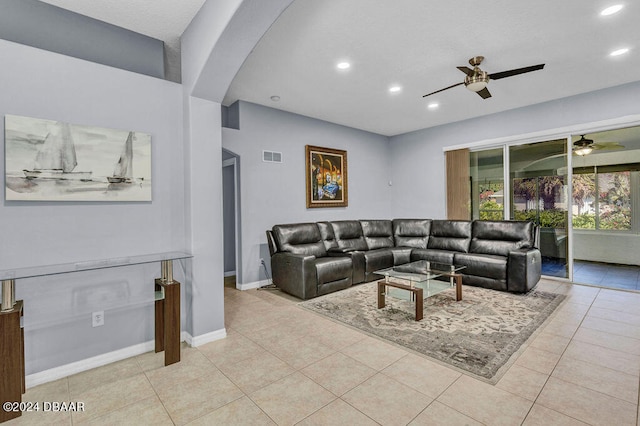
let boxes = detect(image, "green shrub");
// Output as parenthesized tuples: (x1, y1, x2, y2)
(572, 213, 595, 229)
(513, 209, 566, 228)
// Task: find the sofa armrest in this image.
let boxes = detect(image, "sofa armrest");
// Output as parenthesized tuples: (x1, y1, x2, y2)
(507, 248, 542, 293)
(271, 252, 318, 299)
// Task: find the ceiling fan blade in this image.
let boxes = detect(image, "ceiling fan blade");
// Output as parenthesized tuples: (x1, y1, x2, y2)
(593, 143, 625, 150)
(423, 82, 464, 97)
(457, 66, 474, 76)
(476, 87, 492, 99)
(488, 64, 545, 80)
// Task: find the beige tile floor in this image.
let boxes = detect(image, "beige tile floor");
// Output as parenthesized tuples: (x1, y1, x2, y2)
(7, 278, 640, 425)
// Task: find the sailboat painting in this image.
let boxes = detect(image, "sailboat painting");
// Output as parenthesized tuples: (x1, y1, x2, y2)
(5, 114, 152, 201)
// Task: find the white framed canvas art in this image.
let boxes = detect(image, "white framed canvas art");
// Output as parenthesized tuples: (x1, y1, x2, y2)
(5, 115, 152, 201)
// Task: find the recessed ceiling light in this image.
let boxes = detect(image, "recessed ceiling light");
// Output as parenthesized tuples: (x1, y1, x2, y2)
(270, 95, 280, 102)
(610, 47, 630, 56)
(389, 86, 402, 93)
(427, 103, 439, 110)
(336, 62, 350, 70)
(601, 4, 623, 16)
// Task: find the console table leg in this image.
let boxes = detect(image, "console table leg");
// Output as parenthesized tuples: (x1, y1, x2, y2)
(162, 282, 180, 366)
(155, 260, 181, 366)
(0, 301, 24, 423)
(154, 281, 164, 353)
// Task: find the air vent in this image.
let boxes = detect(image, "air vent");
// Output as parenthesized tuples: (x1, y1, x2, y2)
(263, 150, 282, 163)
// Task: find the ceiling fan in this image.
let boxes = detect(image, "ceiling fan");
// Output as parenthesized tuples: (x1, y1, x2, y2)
(573, 135, 625, 156)
(423, 56, 545, 99)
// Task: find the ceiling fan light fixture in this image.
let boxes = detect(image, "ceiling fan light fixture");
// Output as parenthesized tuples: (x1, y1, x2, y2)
(574, 135, 595, 155)
(575, 147, 593, 156)
(464, 72, 489, 92)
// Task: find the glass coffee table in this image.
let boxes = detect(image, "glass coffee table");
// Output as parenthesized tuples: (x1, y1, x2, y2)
(374, 260, 465, 321)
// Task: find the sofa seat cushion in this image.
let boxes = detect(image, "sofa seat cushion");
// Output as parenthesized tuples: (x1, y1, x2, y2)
(363, 249, 394, 273)
(315, 256, 353, 285)
(454, 253, 507, 281)
(390, 247, 413, 265)
(410, 248, 455, 264)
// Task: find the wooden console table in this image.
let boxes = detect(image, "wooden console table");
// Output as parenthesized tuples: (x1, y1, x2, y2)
(0, 252, 191, 422)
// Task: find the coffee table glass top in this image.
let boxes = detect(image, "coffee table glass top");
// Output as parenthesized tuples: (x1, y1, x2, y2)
(396, 260, 466, 275)
(374, 260, 465, 301)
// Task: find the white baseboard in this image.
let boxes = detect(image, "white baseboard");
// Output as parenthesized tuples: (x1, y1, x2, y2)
(26, 328, 227, 389)
(237, 279, 270, 291)
(183, 328, 227, 347)
(26, 340, 156, 388)
(224, 270, 236, 277)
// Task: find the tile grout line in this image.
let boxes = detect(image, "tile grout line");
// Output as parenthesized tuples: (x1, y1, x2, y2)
(515, 285, 598, 425)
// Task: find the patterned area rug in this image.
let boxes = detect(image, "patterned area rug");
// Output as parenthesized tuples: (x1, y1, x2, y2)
(300, 282, 565, 382)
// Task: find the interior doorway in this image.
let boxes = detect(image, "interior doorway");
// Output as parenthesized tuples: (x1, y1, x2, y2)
(222, 149, 241, 285)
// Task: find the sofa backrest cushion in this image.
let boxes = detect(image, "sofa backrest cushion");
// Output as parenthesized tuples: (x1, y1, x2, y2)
(427, 220, 472, 253)
(330, 220, 368, 251)
(392, 219, 431, 249)
(272, 223, 327, 257)
(360, 220, 394, 250)
(316, 221, 339, 251)
(470, 220, 535, 256)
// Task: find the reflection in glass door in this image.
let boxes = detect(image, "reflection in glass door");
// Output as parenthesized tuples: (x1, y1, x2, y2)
(509, 140, 569, 278)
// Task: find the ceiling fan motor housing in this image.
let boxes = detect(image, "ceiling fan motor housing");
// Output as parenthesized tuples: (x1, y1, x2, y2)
(465, 70, 489, 92)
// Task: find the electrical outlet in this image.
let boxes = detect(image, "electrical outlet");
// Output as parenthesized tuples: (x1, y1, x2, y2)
(92, 311, 104, 327)
(259, 258, 264, 265)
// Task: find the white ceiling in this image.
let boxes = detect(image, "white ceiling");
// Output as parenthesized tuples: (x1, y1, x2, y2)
(224, 0, 640, 136)
(39, 0, 639, 137)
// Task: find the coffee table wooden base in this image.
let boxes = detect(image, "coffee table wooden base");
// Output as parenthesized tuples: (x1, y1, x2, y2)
(377, 274, 463, 321)
(377, 280, 424, 321)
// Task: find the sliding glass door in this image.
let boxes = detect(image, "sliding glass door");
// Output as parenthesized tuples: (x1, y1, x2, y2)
(509, 140, 569, 278)
(466, 125, 640, 287)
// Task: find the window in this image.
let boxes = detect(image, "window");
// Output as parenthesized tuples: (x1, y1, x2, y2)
(572, 166, 635, 231)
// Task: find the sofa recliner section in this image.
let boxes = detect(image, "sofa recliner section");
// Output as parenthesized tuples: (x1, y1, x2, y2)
(267, 219, 541, 300)
(270, 222, 353, 299)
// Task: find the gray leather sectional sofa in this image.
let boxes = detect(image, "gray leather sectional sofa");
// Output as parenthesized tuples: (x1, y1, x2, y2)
(266, 219, 541, 300)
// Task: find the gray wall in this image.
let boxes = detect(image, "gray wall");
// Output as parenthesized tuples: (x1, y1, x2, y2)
(222, 101, 391, 285)
(388, 81, 640, 219)
(0, 39, 185, 374)
(0, 0, 165, 79)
